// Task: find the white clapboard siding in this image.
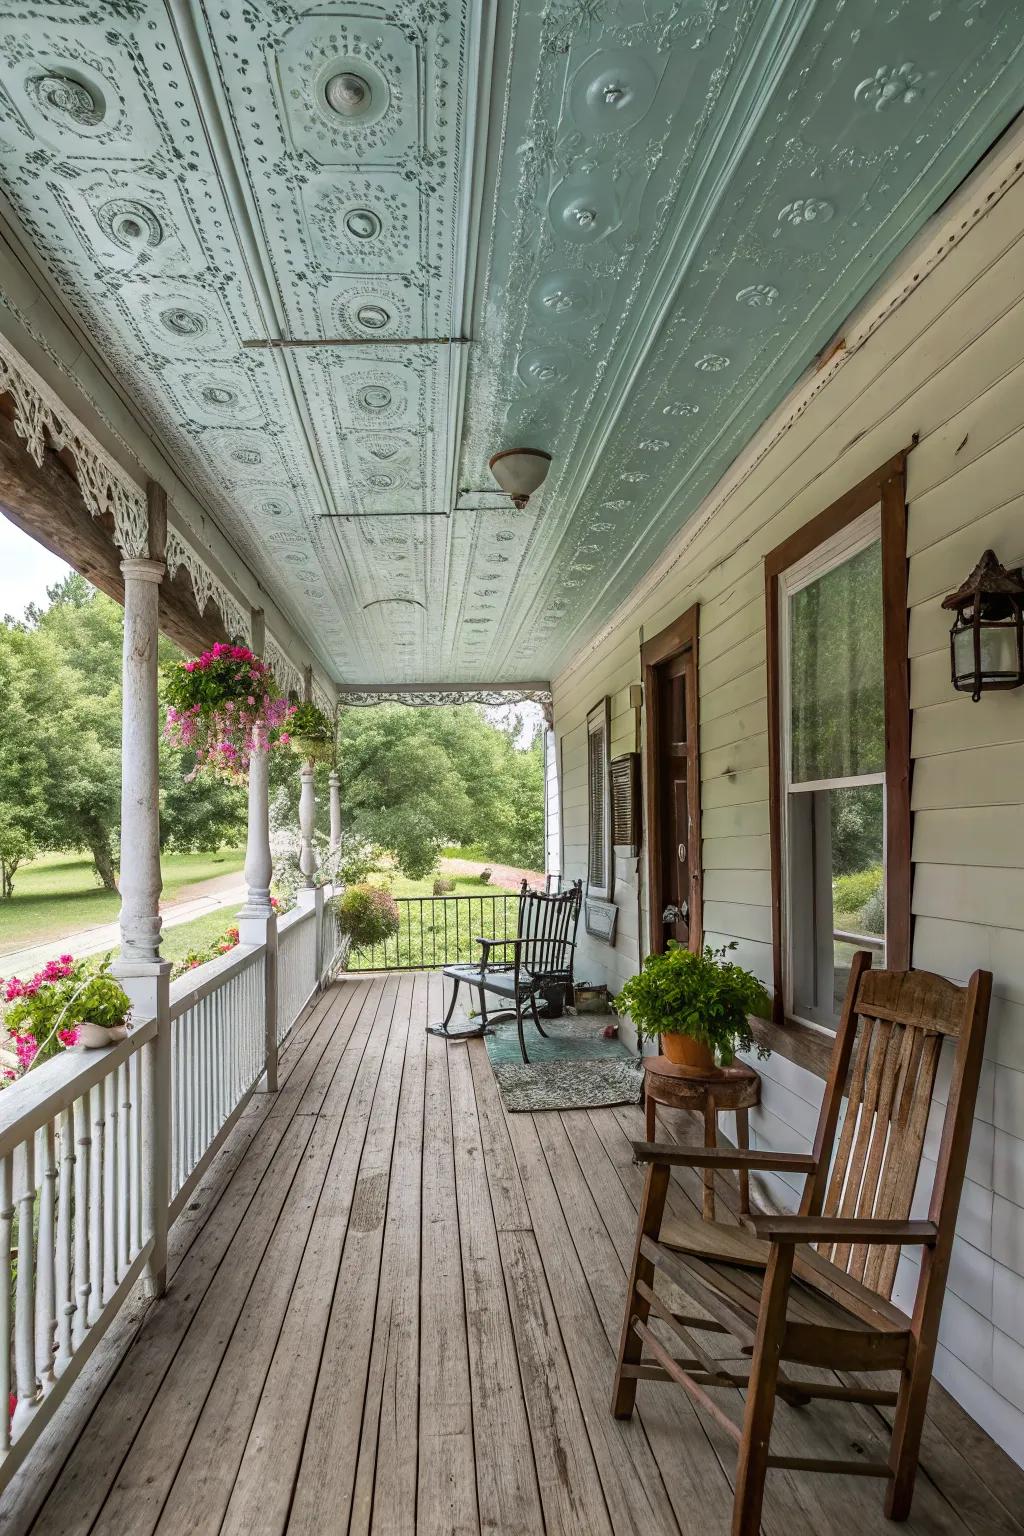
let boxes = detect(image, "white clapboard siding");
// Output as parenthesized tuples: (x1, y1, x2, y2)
(551, 137, 1024, 1466)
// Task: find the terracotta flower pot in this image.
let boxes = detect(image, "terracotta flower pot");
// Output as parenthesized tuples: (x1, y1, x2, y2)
(661, 1031, 716, 1072)
(75, 1022, 129, 1049)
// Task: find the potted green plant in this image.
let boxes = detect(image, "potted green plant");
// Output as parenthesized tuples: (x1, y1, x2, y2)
(287, 701, 335, 764)
(616, 941, 772, 1072)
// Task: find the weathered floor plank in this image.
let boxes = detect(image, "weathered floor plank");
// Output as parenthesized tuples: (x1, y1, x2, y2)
(9, 973, 1023, 1536)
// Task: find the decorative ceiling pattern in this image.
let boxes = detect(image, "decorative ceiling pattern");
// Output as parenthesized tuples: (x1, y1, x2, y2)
(0, 2, 1022, 687)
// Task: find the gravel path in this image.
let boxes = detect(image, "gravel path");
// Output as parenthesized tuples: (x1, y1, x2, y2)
(436, 856, 545, 892)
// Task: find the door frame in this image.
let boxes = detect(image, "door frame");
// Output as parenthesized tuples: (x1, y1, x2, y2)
(641, 603, 702, 956)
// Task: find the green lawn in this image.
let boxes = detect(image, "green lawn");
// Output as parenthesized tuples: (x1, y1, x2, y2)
(0, 849, 245, 954)
(156, 905, 243, 975)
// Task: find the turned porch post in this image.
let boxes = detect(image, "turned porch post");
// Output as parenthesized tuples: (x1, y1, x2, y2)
(237, 608, 279, 1090)
(112, 482, 171, 1300)
(296, 666, 324, 978)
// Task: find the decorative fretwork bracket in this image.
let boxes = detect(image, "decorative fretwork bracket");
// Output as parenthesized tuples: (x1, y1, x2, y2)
(0, 330, 148, 558)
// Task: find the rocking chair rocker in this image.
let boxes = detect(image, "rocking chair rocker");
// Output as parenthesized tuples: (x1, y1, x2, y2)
(612, 950, 991, 1534)
(428, 878, 582, 1062)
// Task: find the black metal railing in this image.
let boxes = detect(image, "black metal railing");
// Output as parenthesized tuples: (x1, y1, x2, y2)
(346, 893, 524, 972)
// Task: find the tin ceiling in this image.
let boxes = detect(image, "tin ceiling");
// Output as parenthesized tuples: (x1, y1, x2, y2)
(0, 2, 1022, 686)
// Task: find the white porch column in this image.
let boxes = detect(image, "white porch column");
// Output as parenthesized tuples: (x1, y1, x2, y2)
(297, 666, 319, 891)
(298, 763, 318, 887)
(237, 609, 279, 1091)
(295, 667, 324, 980)
(111, 511, 171, 1301)
(328, 769, 341, 854)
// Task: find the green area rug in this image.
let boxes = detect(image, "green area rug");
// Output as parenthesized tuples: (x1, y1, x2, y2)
(484, 1016, 643, 1113)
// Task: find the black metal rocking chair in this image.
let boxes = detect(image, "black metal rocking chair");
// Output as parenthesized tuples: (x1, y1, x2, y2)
(428, 879, 583, 1061)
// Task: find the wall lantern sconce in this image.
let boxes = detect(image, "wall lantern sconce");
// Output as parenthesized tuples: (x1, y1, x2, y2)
(941, 549, 1024, 702)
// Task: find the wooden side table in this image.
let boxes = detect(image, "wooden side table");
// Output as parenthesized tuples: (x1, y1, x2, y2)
(643, 1056, 761, 1221)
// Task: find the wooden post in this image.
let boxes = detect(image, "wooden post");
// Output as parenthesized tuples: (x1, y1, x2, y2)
(237, 608, 279, 1092)
(112, 497, 172, 1299)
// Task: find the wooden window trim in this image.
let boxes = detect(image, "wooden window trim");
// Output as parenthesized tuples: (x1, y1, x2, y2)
(641, 603, 703, 955)
(765, 449, 912, 1030)
(586, 697, 612, 899)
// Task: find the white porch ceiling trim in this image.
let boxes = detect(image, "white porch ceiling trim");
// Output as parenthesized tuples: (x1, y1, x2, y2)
(553, 119, 1024, 693)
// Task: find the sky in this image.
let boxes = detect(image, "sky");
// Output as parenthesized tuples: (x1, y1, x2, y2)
(0, 515, 72, 621)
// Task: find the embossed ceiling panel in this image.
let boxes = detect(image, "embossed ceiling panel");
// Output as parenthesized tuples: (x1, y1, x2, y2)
(0, 2, 1022, 688)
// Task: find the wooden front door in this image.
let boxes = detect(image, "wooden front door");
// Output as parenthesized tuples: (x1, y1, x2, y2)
(642, 606, 702, 955)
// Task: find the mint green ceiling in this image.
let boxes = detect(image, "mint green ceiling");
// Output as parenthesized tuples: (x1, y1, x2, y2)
(0, 2, 1022, 685)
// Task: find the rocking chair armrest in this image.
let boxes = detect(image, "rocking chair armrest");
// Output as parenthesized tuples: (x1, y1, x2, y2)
(631, 1141, 818, 1174)
(751, 1214, 939, 1247)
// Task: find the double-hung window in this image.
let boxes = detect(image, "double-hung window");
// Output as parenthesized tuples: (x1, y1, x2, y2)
(766, 457, 911, 1028)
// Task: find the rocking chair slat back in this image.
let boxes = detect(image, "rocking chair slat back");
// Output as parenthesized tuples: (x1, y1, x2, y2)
(811, 960, 982, 1299)
(516, 879, 582, 981)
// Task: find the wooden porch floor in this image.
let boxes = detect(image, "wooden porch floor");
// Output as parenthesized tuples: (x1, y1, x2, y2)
(7, 973, 1024, 1536)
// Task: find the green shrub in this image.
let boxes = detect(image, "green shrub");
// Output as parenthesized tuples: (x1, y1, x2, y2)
(331, 884, 400, 950)
(859, 887, 885, 936)
(616, 942, 772, 1064)
(832, 864, 883, 916)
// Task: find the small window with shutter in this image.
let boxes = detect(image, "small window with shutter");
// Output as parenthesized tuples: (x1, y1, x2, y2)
(587, 698, 612, 898)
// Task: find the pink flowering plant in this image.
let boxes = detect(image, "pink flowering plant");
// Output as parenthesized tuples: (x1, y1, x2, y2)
(163, 642, 294, 783)
(1, 956, 131, 1081)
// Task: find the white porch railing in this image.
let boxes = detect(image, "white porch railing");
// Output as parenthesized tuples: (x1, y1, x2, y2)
(0, 889, 338, 1490)
(277, 908, 317, 1048)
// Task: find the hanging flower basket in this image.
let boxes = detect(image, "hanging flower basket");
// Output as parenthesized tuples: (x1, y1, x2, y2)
(287, 701, 335, 764)
(163, 643, 294, 783)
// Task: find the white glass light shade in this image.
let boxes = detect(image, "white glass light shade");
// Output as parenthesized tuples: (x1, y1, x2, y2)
(488, 448, 552, 508)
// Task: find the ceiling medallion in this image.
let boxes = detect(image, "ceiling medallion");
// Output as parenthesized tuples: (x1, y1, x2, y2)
(27, 71, 103, 127)
(98, 199, 163, 252)
(518, 348, 571, 389)
(358, 386, 392, 411)
(367, 473, 395, 488)
(736, 283, 779, 307)
(638, 438, 669, 451)
(201, 385, 237, 408)
(549, 176, 620, 245)
(232, 447, 262, 465)
(695, 354, 730, 372)
(662, 402, 700, 416)
(343, 208, 381, 241)
(356, 303, 391, 330)
(854, 62, 923, 111)
(621, 471, 648, 483)
(571, 49, 658, 135)
(325, 71, 372, 117)
(777, 197, 834, 228)
(531, 269, 596, 323)
(161, 307, 207, 337)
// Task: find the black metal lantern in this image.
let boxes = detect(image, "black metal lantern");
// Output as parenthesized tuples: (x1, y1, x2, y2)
(941, 550, 1024, 702)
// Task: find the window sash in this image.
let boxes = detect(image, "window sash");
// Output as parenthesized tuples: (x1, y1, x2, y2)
(779, 508, 885, 1025)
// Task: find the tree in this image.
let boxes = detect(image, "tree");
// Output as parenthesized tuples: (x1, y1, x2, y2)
(0, 576, 245, 895)
(336, 704, 544, 878)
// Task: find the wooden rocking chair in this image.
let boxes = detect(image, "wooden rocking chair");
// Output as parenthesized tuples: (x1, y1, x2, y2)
(612, 951, 991, 1534)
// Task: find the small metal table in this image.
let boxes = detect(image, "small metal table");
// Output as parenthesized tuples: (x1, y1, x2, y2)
(642, 1056, 761, 1221)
